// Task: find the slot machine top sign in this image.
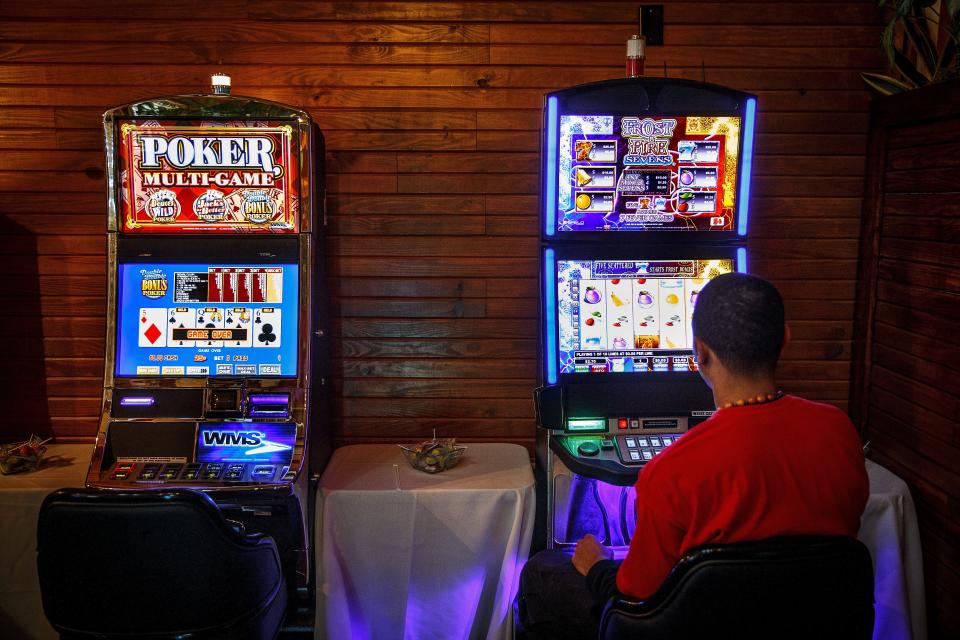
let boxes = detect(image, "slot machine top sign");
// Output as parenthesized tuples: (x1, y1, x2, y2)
(118, 120, 300, 233)
(543, 78, 757, 238)
(556, 114, 741, 232)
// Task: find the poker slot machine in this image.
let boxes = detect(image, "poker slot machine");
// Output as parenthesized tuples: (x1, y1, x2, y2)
(86, 75, 329, 592)
(536, 77, 756, 549)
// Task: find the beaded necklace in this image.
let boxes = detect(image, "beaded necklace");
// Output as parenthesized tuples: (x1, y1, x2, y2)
(720, 390, 784, 410)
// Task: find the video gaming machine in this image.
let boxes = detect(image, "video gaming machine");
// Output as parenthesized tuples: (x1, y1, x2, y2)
(536, 77, 756, 549)
(86, 76, 330, 593)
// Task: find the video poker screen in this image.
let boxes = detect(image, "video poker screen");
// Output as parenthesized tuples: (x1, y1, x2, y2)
(551, 114, 744, 232)
(554, 258, 735, 375)
(115, 262, 299, 377)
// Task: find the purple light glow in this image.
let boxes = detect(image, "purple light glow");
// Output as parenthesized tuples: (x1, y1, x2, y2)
(248, 393, 289, 404)
(405, 569, 485, 639)
(119, 396, 155, 406)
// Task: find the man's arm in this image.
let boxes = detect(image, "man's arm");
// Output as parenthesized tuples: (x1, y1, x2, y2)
(572, 534, 621, 603)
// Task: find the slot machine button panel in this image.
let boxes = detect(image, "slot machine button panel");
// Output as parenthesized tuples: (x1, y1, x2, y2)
(181, 464, 202, 481)
(202, 463, 224, 480)
(224, 463, 246, 481)
(137, 464, 161, 480)
(160, 464, 182, 480)
(252, 465, 276, 480)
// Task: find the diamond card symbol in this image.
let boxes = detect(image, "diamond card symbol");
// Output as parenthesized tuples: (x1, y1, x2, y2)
(144, 323, 162, 344)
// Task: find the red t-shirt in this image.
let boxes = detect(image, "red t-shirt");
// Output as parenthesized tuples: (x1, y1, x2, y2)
(615, 395, 869, 599)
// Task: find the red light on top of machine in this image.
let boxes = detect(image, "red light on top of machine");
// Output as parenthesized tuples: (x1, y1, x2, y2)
(618, 419, 628, 429)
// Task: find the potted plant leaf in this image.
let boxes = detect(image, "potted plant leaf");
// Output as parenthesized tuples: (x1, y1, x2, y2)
(862, 0, 960, 95)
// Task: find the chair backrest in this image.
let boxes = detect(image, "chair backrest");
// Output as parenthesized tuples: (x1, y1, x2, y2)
(37, 487, 286, 639)
(599, 535, 874, 640)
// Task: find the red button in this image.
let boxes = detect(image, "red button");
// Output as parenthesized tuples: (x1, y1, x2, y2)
(618, 419, 628, 429)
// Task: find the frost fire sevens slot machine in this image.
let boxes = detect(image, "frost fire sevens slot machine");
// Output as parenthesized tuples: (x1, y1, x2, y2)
(536, 78, 756, 551)
(86, 76, 330, 594)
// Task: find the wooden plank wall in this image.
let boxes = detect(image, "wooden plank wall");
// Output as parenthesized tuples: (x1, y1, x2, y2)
(852, 80, 960, 640)
(0, 1, 883, 454)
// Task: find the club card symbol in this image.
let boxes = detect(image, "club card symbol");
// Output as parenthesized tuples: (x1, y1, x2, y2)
(254, 308, 280, 348)
(146, 189, 180, 223)
(193, 189, 227, 222)
(242, 190, 275, 224)
(139, 269, 167, 299)
(258, 323, 277, 344)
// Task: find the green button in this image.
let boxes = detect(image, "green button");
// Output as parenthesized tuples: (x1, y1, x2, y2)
(577, 441, 600, 457)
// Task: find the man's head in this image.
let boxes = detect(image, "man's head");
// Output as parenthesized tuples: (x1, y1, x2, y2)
(691, 272, 785, 380)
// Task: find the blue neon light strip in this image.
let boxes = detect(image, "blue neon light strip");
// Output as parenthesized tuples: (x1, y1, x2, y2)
(544, 248, 558, 384)
(120, 396, 155, 407)
(544, 96, 559, 237)
(737, 98, 756, 237)
(737, 247, 748, 273)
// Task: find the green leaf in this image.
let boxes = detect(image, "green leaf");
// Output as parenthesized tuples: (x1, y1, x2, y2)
(860, 72, 914, 95)
(893, 48, 931, 85)
(881, 21, 898, 64)
(901, 16, 938, 76)
(934, 38, 958, 80)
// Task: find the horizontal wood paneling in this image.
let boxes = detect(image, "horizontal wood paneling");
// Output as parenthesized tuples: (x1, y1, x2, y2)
(852, 79, 960, 640)
(1, 1, 880, 472)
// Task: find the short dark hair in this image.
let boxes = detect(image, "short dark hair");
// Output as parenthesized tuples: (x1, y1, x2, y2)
(691, 272, 785, 376)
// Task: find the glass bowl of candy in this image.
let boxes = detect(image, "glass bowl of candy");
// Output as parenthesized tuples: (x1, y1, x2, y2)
(0, 434, 51, 475)
(399, 438, 466, 474)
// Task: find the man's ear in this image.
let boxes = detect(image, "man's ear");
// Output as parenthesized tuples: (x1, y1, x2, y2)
(781, 323, 792, 357)
(694, 336, 710, 367)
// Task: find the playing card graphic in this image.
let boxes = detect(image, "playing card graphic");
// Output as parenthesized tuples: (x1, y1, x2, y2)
(168, 307, 196, 347)
(224, 307, 253, 348)
(196, 306, 224, 347)
(138, 308, 167, 347)
(254, 308, 281, 348)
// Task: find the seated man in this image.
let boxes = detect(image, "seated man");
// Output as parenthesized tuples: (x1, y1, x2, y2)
(517, 273, 869, 640)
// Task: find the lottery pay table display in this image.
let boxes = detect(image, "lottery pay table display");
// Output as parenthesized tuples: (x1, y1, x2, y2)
(536, 78, 756, 549)
(86, 84, 329, 593)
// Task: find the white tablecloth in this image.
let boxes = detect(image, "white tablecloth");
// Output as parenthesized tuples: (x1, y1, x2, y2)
(860, 459, 927, 640)
(316, 443, 535, 640)
(0, 443, 92, 640)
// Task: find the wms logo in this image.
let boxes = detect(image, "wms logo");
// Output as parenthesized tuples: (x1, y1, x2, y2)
(201, 430, 291, 456)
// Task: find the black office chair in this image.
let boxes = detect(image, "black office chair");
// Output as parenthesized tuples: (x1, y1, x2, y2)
(599, 535, 874, 640)
(37, 488, 287, 640)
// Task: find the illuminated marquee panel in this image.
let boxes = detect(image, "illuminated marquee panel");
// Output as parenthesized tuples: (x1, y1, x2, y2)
(118, 119, 300, 233)
(555, 114, 742, 232)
